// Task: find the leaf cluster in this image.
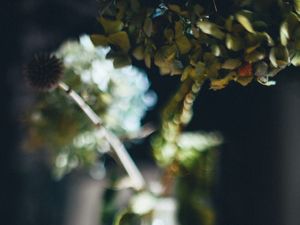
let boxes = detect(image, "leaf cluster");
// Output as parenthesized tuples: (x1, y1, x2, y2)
(92, 0, 300, 90)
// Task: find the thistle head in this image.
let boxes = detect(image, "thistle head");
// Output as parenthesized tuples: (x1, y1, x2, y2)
(24, 53, 63, 91)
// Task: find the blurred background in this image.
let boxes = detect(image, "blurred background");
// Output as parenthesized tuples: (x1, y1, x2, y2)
(2, 0, 300, 225)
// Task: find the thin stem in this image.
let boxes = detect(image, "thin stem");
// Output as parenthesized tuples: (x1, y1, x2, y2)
(58, 81, 146, 191)
(212, 0, 218, 12)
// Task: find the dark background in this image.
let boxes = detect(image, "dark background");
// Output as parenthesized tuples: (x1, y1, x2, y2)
(2, 1, 300, 225)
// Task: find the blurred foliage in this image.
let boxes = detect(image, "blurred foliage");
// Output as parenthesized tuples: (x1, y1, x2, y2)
(23, 35, 156, 178)
(102, 131, 221, 225)
(152, 132, 221, 170)
(176, 146, 218, 225)
(93, 0, 300, 90)
(23, 1, 300, 224)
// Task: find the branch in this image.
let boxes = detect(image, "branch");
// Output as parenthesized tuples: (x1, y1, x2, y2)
(58, 81, 146, 191)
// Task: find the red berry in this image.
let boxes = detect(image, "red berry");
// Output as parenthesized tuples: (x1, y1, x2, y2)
(238, 63, 253, 77)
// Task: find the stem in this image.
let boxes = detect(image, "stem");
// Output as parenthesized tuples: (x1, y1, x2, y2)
(153, 77, 206, 195)
(58, 81, 146, 191)
(161, 77, 205, 138)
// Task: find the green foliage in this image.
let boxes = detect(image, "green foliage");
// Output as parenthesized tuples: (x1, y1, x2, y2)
(152, 132, 221, 169)
(93, 0, 300, 90)
(24, 35, 156, 178)
(176, 147, 217, 225)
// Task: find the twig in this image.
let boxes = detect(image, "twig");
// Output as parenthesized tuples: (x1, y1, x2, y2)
(212, 0, 218, 12)
(58, 81, 146, 191)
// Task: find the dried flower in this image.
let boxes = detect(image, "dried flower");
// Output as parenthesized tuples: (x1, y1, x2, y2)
(24, 53, 63, 91)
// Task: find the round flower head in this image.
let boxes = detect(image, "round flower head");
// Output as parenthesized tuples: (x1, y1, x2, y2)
(24, 53, 63, 91)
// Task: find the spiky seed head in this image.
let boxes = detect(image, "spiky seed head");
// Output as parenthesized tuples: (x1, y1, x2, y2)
(24, 53, 63, 91)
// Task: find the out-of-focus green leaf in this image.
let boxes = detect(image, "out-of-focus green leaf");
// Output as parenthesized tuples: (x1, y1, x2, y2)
(253, 21, 268, 31)
(98, 17, 124, 34)
(143, 17, 153, 37)
(259, 32, 274, 46)
(254, 62, 268, 77)
(90, 34, 109, 46)
(164, 28, 174, 43)
(211, 45, 222, 56)
(113, 54, 132, 68)
(168, 4, 182, 14)
(132, 45, 144, 60)
(280, 13, 300, 46)
(269, 46, 289, 68)
(175, 21, 192, 54)
(236, 76, 253, 86)
(294, 0, 300, 14)
(291, 51, 300, 66)
(197, 21, 225, 40)
(170, 60, 184, 75)
(210, 72, 236, 90)
(280, 21, 290, 46)
(144, 50, 152, 68)
(225, 34, 243, 51)
(195, 62, 206, 76)
(225, 16, 234, 31)
(245, 51, 265, 63)
(181, 65, 195, 81)
(162, 45, 177, 61)
(235, 11, 255, 33)
(222, 59, 242, 70)
(176, 36, 192, 54)
(108, 32, 131, 52)
(154, 51, 165, 67)
(193, 4, 204, 17)
(130, 0, 141, 12)
(113, 210, 141, 225)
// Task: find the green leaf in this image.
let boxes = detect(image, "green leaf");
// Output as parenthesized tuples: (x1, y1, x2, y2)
(113, 55, 132, 68)
(280, 13, 300, 46)
(161, 45, 177, 61)
(130, 0, 141, 12)
(291, 51, 300, 66)
(245, 51, 265, 63)
(235, 11, 255, 33)
(168, 4, 181, 13)
(225, 34, 243, 51)
(294, 0, 300, 14)
(164, 28, 174, 43)
(269, 46, 289, 68)
(98, 17, 124, 34)
(197, 21, 225, 40)
(144, 51, 152, 68)
(113, 209, 141, 225)
(108, 32, 131, 52)
(225, 16, 234, 31)
(222, 59, 242, 70)
(280, 21, 290, 46)
(195, 62, 206, 77)
(211, 45, 222, 56)
(174, 21, 192, 54)
(193, 4, 204, 17)
(181, 65, 194, 81)
(132, 45, 145, 60)
(254, 62, 269, 77)
(259, 32, 274, 46)
(236, 76, 253, 86)
(143, 17, 153, 37)
(90, 34, 109, 46)
(170, 60, 184, 75)
(176, 36, 192, 54)
(210, 72, 236, 90)
(154, 51, 165, 67)
(175, 21, 184, 37)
